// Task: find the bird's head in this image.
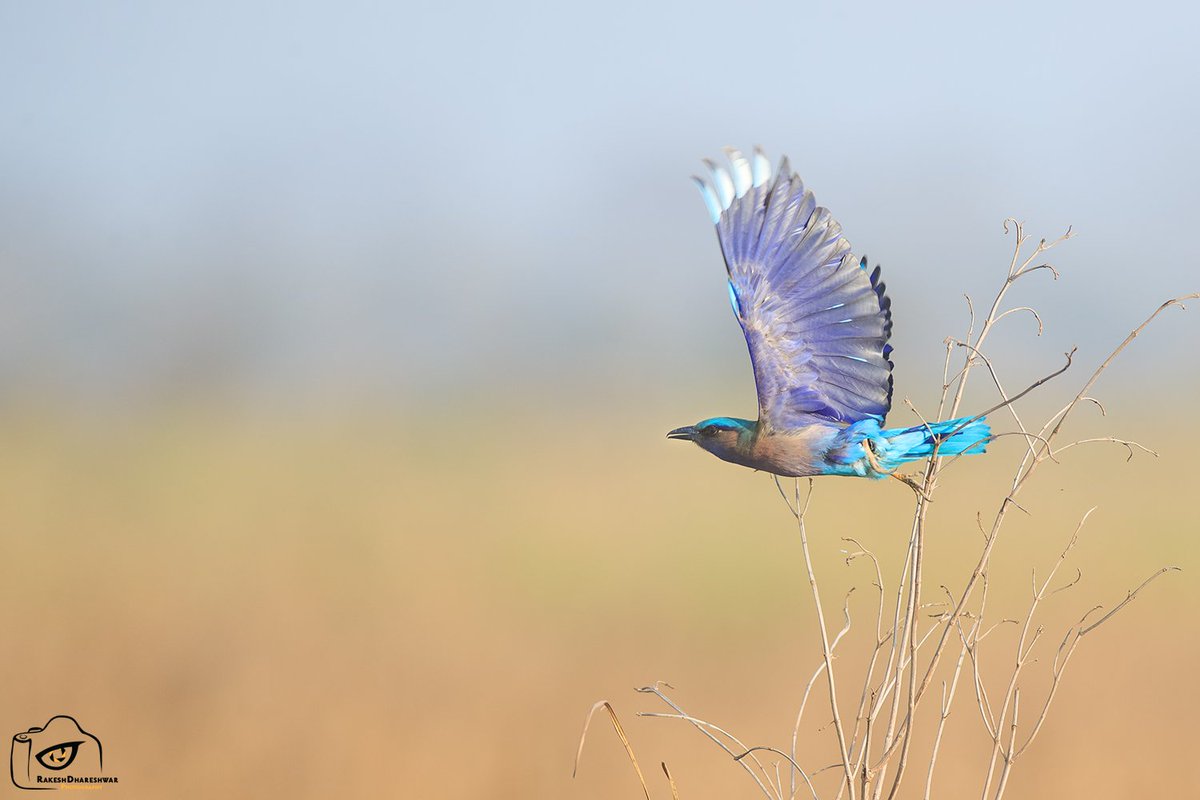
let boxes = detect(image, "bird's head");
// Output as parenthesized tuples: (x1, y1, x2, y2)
(667, 417, 757, 461)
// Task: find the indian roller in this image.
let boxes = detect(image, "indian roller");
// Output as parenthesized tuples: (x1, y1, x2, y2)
(667, 147, 991, 480)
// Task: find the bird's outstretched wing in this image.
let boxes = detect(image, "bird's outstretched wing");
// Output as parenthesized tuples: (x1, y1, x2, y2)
(694, 148, 893, 430)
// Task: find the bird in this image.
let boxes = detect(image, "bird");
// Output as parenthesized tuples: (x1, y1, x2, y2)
(667, 147, 991, 482)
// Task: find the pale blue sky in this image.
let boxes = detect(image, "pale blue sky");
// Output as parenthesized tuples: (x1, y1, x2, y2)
(1, 1, 1197, 410)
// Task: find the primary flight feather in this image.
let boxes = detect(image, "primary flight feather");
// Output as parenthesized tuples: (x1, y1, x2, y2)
(668, 147, 991, 479)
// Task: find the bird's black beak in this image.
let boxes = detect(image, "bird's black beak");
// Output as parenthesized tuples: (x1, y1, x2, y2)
(666, 426, 696, 441)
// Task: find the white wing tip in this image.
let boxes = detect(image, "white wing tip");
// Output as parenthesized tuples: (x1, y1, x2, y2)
(702, 158, 735, 210)
(695, 146, 778, 221)
(751, 146, 771, 187)
(691, 176, 722, 224)
(722, 146, 752, 198)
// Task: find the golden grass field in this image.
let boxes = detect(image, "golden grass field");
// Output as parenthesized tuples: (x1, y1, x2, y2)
(1, 397, 1196, 798)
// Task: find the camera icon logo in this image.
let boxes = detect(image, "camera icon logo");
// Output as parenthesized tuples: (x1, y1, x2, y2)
(10, 716, 104, 791)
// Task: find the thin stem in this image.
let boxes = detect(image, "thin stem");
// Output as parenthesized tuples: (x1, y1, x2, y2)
(794, 478, 857, 799)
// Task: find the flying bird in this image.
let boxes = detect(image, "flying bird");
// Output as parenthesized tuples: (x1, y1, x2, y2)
(668, 147, 990, 481)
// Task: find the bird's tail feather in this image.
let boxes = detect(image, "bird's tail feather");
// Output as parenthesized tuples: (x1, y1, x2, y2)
(877, 416, 991, 471)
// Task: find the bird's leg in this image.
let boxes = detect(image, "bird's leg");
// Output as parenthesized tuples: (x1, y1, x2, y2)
(861, 438, 896, 476)
(891, 471, 934, 503)
(863, 439, 933, 502)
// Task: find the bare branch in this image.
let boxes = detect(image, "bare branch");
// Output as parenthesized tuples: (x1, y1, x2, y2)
(1028, 294, 1200, 482)
(774, 475, 800, 518)
(1011, 262, 1060, 281)
(734, 748, 819, 800)
(794, 477, 856, 798)
(924, 640, 970, 800)
(994, 305, 1044, 335)
(1078, 566, 1181, 637)
(1014, 566, 1179, 760)
(637, 686, 779, 800)
(1051, 437, 1158, 462)
(1048, 568, 1083, 598)
(952, 345, 1076, 431)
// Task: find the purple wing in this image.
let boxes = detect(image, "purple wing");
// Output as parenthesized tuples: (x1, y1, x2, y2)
(694, 148, 893, 431)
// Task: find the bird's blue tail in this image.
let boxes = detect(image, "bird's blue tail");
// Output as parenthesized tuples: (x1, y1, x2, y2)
(876, 416, 991, 471)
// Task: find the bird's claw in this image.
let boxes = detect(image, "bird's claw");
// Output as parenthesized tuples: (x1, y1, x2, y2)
(862, 439, 897, 477)
(863, 441, 931, 501)
(892, 472, 933, 503)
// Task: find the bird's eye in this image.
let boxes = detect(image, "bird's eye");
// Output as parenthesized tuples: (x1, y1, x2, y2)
(700, 426, 718, 437)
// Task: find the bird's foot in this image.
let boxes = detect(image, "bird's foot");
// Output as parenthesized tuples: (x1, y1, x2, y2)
(864, 441, 931, 501)
(892, 472, 933, 503)
(862, 440, 897, 476)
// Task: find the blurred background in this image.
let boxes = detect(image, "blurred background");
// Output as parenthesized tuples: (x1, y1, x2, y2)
(1, 1, 1197, 797)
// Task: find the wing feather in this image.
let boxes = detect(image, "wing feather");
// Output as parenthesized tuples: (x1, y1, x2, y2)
(695, 149, 895, 429)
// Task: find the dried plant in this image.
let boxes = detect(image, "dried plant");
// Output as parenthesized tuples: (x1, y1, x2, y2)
(577, 222, 1195, 799)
